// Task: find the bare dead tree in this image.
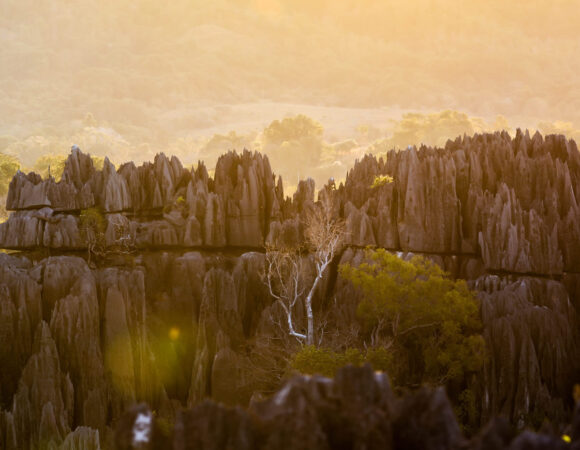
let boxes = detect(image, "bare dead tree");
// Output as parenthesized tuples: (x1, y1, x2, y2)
(264, 191, 345, 346)
(302, 192, 345, 345)
(110, 218, 137, 254)
(79, 208, 106, 266)
(80, 209, 136, 266)
(264, 246, 307, 341)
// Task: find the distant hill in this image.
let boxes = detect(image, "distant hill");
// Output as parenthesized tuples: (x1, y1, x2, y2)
(1, 0, 579, 165)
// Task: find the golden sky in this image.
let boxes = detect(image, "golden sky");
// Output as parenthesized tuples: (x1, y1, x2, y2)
(1, 0, 579, 167)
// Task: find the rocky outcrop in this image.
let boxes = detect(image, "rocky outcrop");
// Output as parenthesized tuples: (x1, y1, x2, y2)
(183, 365, 398, 450)
(477, 275, 579, 426)
(188, 266, 249, 407)
(333, 248, 580, 426)
(478, 184, 563, 275)
(116, 364, 580, 450)
(41, 257, 107, 431)
(0, 249, 577, 448)
(61, 427, 101, 450)
(214, 151, 277, 246)
(339, 130, 580, 274)
(1, 131, 580, 447)
(4, 131, 578, 272)
(1, 148, 281, 250)
(0, 253, 189, 449)
(7, 151, 95, 212)
(10, 321, 73, 449)
(0, 254, 40, 351)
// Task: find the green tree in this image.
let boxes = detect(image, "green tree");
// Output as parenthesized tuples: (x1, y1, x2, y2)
(262, 114, 323, 145)
(33, 154, 67, 181)
(92, 155, 105, 171)
(0, 152, 20, 197)
(370, 174, 394, 188)
(0, 152, 19, 222)
(261, 115, 325, 177)
(339, 248, 485, 385)
(291, 345, 392, 378)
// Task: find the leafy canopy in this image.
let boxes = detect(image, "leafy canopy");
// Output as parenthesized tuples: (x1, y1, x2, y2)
(33, 154, 67, 181)
(0, 153, 20, 197)
(262, 114, 323, 146)
(291, 345, 392, 378)
(370, 174, 394, 189)
(33, 154, 105, 181)
(339, 248, 485, 384)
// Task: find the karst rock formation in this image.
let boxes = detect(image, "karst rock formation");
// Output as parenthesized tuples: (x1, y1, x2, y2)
(0, 130, 579, 448)
(115, 364, 580, 450)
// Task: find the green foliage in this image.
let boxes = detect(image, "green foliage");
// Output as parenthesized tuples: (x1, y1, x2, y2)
(0, 150, 15, 220)
(263, 114, 323, 146)
(0, 153, 20, 197)
(339, 248, 485, 385)
(92, 156, 105, 171)
(33, 154, 67, 181)
(261, 115, 326, 181)
(386, 110, 483, 149)
(292, 346, 359, 378)
(291, 345, 392, 378)
(455, 388, 478, 435)
(33, 154, 104, 180)
(365, 346, 394, 372)
(370, 174, 394, 188)
(168, 195, 188, 218)
(79, 207, 106, 236)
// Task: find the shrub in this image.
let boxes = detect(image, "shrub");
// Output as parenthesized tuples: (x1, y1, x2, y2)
(263, 115, 323, 146)
(33, 154, 67, 181)
(339, 248, 485, 385)
(370, 174, 394, 188)
(0, 152, 20, 196)
(291, 345, 392, 378)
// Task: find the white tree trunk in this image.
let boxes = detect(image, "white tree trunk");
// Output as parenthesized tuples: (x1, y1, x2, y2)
(305, 267, 325, 345)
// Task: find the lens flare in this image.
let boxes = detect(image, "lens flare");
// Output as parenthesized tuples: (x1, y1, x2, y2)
(169, 327, 180, 341)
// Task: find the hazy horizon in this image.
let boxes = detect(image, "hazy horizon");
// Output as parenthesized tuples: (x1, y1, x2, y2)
(1, 0, 579, 180)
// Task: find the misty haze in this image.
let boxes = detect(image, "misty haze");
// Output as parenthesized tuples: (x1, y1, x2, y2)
(1, 1, 580, 449)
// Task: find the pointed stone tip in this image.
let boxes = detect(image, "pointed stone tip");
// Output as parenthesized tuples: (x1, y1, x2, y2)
(33, 320, 55, 352)
(38, 320, 51, 338)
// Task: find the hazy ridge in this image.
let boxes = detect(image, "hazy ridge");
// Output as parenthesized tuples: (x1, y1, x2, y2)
(1, 0, 579, 173)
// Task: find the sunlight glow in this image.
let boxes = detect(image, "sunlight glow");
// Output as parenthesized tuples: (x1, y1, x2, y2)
(169, 327, 180, 341)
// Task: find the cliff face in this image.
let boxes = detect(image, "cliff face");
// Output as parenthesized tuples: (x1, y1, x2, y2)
(0, 130, 579, 448)
(4, 130, 578, 272)
(1, 149, 282, 250)
(339, 130, 580, 273)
